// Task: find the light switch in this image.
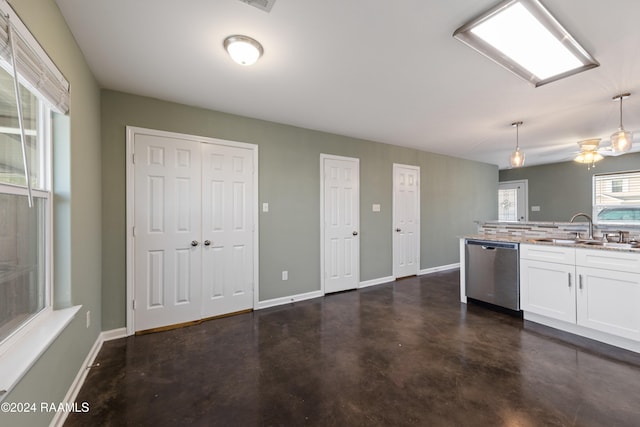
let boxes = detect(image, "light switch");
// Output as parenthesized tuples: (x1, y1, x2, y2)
(372, 204, 381, 212)
(262, 202, 269, 212)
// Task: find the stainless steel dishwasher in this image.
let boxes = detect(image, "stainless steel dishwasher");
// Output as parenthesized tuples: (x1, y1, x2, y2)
(465, 239, 520, 311)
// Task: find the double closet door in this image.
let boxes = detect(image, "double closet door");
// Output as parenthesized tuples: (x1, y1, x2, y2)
(131, 129, 255, 332)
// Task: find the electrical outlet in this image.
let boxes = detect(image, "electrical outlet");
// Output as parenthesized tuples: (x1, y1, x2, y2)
(282, 271, 288, 281)
(86, 310, 91, 328)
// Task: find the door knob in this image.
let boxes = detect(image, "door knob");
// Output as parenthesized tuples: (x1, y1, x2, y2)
(352, 231, 358, 236)
(204, 240, 211, 246)
(396, 228, 401, 232)
(191, 240, 199, 247)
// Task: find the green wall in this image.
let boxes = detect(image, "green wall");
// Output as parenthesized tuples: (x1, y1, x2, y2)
(101, 90, 498, 329)
(500, 153, 640, 221)
(0, 1, 102, 426)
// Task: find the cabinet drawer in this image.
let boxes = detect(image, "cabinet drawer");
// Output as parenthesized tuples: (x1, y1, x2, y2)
(576, 248, 640, 274)
(521, 243, 575, 264)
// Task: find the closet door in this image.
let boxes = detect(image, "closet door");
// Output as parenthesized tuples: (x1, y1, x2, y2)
(133, 133, 202, 331)
(201, 143, 255, 318)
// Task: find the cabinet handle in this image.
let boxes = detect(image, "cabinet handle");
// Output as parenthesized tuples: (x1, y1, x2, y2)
(579, 275, 583, 290)
(567, 273, 572, 288)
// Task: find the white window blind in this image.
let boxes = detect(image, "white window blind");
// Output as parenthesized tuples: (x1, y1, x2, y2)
(0, 0, 69, 114)
(593, 171, 640, 223)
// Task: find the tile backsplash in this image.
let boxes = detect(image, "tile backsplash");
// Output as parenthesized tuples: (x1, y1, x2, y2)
(476, 220, 640, 241)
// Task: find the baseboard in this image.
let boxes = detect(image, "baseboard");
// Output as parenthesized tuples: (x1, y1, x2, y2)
(256, 290, 324, 310)
(419, 262, 460, 275)
(102, 327, 127, 341)
(50, 328, 124, 427)
(359, 276, 395, 289)
(257, 268, 459, 311)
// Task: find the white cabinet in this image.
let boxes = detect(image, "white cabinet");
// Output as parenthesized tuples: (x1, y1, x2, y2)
(520, 258, 575, 323)
(520, 244, 640, 351)
(575, 249, 640, 341)
(520, 244, 576, 323)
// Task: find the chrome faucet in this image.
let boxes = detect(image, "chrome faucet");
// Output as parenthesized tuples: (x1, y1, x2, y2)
(570, 212, 594, 240)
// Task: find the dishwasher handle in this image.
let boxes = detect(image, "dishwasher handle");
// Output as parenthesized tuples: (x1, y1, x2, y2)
(466, 239, 519, 250)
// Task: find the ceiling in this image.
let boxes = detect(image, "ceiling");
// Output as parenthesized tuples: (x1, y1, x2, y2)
(55, 0, 640, 169)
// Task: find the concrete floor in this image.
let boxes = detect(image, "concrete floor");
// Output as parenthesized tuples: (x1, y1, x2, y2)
(65, 270, 640, 426)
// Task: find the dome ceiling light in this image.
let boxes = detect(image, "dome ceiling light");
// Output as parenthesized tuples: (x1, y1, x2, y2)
(610, 93, 633, 155)
(223, 35, 263, 66)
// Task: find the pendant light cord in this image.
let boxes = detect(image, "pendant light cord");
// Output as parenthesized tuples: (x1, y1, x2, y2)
(619, 96, 624, 129)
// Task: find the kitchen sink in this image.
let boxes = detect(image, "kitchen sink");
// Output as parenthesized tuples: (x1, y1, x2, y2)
(533, 238, 581, 244)
(532, 238, 639, 249)
(581, 241, 639, 249)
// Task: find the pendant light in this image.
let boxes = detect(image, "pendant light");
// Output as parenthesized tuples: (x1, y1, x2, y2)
(223, 35, 264, 66)
(509, 121, 525, 168)
(610, 93, 633, 154)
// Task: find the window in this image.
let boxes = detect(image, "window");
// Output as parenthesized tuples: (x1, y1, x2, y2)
(0, 66, 51, 344)
(499, 187, 518, 221)
(0, 0, 69, 348)
(0, 0, 71, 399)
(593, 171, 640, 224)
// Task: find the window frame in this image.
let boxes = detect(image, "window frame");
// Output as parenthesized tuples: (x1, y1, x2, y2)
(593, 170, 640, 225)
(0, 98, 53, 350)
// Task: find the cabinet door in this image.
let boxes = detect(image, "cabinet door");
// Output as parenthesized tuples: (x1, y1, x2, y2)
(520, 259, 575, 323)
(576, 266, 640, 341)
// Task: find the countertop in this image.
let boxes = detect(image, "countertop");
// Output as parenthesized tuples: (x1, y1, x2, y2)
(463, 235, 640, 253)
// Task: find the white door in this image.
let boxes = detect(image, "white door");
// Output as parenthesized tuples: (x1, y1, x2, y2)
(201, 143, 254, 318)
(133, 133, 203, 331)
(322, 155, 360, 293)
(393, 164, 420, 278)
(498, 180, 528, 222)
(129, 127, 257, 333)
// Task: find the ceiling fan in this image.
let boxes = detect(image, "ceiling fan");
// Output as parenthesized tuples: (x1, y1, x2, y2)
(573, 138, 612, 169)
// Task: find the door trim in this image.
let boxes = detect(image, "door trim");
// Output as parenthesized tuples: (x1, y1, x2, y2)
(125, 126, 259, 336)
(392, 163, 420, 279)
(320, 153, 360, 294)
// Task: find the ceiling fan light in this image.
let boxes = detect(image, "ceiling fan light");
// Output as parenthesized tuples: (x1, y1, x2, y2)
(224, 35, 263, 66)
(610, 129, 633, 154)
(574, 138, 603, 168)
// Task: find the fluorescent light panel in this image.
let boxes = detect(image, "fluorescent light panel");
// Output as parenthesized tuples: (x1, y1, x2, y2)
(454, 0, 598, 87)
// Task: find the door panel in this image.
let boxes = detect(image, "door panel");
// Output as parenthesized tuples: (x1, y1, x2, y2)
(134, 134, 202, 331)
(323, 156, 360, 293)
(201, 144, 254, 317)
(520, 259, 575, 323)
(393, 164, 419, 278)
(577, 267, 640, 340)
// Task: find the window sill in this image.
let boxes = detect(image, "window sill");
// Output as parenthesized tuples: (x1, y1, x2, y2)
(0, 305, 81, 401)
